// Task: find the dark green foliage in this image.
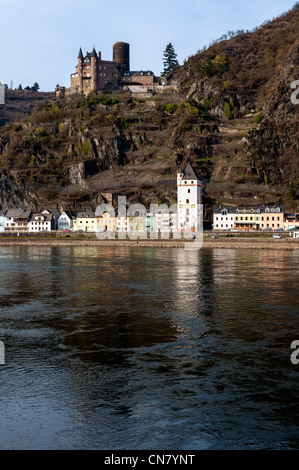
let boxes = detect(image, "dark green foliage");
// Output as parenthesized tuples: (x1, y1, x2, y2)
(161, 43, 178, 76)
(164, 103, 178, 114)
(199, 58, 214, 77)
(31, 82, 40, 92)
(224, 102, 233, 119)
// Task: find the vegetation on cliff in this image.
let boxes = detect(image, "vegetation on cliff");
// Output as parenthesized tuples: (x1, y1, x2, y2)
(0, 4, 298, 216)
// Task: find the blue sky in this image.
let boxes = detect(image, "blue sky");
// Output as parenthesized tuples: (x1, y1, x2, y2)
(0, 0, 296, 91)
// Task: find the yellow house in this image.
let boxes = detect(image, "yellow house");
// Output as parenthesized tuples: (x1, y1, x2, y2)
(97, 211, 116, 233)
(260, 206, 284, 231)
(234, 207, 261, 231)
(73, 212, 97, 232)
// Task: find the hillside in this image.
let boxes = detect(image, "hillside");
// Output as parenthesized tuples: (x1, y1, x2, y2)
(0, 89, 55, 127)
(0, 4, 298, 216)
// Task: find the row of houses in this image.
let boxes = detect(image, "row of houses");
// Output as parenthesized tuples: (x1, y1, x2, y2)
(0, 208, 178, 234)
(0, 164, 203, 235)
(0, 209, 54, 233)
(1, 204, 298, 234)
(213, 205, 299, 231)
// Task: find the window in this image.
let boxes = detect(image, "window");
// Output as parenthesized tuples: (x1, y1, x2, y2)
(186, 199, 189, 204)
(188, 189, 190, 194)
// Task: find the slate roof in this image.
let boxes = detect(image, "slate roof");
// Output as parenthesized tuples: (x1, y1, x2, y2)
(76, 212, 95, 218)
(5, 209, 31, 219)
(78, 47, 83, 59)
(181, 163, 199, 181)
(213, 206, 236, 214)
(121, 70, 154, 76)
(29, 213, 53, 222)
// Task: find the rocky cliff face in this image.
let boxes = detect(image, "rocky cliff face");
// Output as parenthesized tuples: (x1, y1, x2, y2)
(0, 5, 298, 215)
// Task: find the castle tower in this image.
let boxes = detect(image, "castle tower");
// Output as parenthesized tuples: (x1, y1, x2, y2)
(113, 42, 130, 71)
(91, 47, 97, 91)
(78, 47, 84, 93)
(177, 163, 201, 232)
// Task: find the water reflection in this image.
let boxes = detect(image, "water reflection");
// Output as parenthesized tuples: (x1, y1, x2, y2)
(0, 247, 298, 449)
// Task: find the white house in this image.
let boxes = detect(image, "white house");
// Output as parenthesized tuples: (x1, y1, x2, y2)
(28, 212, 53, 232)
(155, 209, 177, 233)
(5, 209, 31, 232)
(57, 211, 75, 231)
(213, 206, 235, 230)
(0, 211, 6, 232)
(177, 163, 201, 232)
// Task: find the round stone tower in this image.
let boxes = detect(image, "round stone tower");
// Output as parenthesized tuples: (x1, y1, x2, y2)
(113, 42, 130, 72)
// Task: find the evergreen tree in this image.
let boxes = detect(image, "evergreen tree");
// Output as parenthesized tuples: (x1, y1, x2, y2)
(31, 82, 40, 92)
(161, 43, 178, 76)
(17, 84, 22, 90)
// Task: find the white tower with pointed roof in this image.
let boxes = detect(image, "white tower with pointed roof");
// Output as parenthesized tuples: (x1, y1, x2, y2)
(177, 163, 201, 232)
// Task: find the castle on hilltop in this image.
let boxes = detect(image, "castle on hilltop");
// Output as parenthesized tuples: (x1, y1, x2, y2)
(70, 42, 162, 95)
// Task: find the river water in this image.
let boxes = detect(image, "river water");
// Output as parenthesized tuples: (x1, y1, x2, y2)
(0, 246, 298, 450)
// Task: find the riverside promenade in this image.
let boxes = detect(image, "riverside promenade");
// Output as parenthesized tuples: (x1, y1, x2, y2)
(0, 235, 298, 250)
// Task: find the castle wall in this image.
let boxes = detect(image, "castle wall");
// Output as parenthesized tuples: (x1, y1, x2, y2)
(70, 42, 158, 95)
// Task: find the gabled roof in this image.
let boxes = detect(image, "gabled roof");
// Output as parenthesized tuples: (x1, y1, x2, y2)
(181, 163, 199, 181)
(5, 209, 31, 219)
(59, 210, 76, 219)
(29, 213, 53, 222)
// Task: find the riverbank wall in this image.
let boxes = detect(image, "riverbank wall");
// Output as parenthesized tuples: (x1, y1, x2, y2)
(0, 237, 298, 249)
